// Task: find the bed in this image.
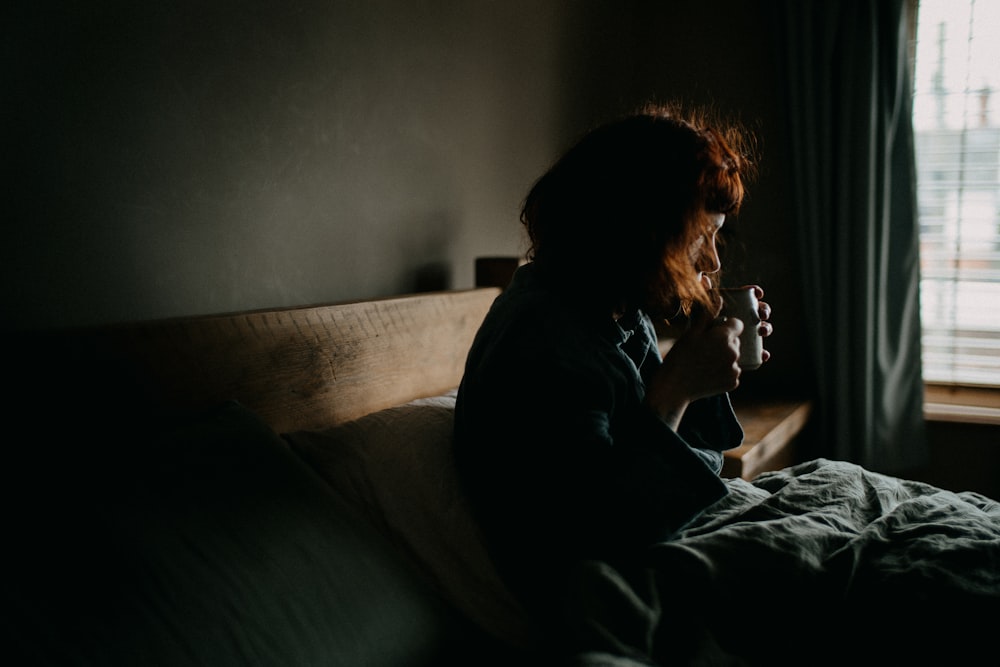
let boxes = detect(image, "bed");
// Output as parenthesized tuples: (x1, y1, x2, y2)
(5, 287, 999, 666)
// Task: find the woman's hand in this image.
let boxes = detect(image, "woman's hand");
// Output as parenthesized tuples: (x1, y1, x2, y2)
(644, 305, 743, 430)
(745, 284, 773, 364)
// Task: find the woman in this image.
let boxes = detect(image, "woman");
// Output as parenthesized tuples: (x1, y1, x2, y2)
(453, 103, 771, 650)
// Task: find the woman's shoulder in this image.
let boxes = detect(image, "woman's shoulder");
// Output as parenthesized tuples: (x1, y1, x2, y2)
(472, 290, 631, 399)
(486, 272, 619, 352)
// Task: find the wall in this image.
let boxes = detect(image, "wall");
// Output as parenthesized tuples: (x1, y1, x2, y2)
(4, 0, 577, 330)
(912, 421, 1000, 500)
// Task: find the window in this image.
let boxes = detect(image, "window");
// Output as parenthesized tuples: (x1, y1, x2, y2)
(912, 0, 1000, 419)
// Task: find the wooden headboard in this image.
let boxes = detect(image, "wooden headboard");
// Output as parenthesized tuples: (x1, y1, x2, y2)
(10, 288, 500, 434)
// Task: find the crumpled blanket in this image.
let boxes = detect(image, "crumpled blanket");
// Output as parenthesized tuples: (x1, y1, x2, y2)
(566, 458, 1000, 667)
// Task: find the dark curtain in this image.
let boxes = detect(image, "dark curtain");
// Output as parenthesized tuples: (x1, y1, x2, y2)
(770, 0, 926, 472)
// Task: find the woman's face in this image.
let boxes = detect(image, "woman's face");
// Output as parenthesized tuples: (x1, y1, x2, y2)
(654, 212, 725, 320)
(690, 213, 725, 289)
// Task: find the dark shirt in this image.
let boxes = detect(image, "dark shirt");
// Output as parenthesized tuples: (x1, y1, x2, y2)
(454, 263, 743, 612)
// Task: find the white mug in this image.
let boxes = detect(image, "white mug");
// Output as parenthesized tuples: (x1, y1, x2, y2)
(719, 287, 763, 370)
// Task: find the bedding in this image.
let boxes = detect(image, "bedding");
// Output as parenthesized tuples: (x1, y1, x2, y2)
(283, 390, 1000, 666)
(568, 458, 1000, 666)
(8, 401, 503, 666)
(282, 391, 534, 649)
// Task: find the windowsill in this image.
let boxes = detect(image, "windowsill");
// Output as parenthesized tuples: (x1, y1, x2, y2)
(924, 384, 1000, 425)
(725, 399, 813, 480)
(924, 403, 1000, 424)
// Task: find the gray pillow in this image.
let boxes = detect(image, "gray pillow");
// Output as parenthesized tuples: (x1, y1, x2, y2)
(11, 400, 477, 666)
(284, 392, 533, 649)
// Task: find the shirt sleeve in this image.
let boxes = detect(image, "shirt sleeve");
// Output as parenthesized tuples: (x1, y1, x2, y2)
(677, 394, 744, 473)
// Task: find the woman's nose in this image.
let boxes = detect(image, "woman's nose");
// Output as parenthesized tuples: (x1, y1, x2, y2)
(699, 244, 721, 274)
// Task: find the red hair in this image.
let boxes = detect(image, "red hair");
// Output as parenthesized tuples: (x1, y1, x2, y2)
(521, 102, 754, 316)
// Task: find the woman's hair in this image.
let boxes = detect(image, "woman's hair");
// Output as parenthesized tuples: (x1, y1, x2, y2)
(520, 102, 755, 317)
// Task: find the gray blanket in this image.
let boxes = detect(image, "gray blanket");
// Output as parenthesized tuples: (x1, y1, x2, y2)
(570, 458, 1000, 666)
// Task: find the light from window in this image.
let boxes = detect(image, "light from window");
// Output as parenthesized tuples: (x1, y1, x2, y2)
(913, 0, 1000, 387)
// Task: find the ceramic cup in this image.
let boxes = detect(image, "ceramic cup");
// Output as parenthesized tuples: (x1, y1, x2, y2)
(719, 287, 763, 370)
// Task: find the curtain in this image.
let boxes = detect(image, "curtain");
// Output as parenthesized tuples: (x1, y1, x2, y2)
(769, 0, 927, 472)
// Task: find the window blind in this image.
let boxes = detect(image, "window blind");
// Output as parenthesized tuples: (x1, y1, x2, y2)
(913, 0, 1000, 387)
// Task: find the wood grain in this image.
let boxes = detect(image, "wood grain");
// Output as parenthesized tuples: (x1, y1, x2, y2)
(724, 400, 813, 480)
(11, 288, 500, 434)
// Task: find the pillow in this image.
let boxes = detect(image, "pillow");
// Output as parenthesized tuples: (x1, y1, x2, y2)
(10, 400, 471, 666)
(283, 391, 534, 649)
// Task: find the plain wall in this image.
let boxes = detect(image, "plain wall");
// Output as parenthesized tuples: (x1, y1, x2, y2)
(5, 1, 571, 329)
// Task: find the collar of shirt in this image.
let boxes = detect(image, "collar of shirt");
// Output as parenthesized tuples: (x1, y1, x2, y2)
(612, 308, 659, 380)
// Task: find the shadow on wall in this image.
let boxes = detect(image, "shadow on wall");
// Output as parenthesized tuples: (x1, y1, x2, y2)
(414, 263, 451, 292)
(905, 420, 1000, 501)
(389, 211, 458, 294)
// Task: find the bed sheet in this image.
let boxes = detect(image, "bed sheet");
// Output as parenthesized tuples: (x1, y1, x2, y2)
(570, 458, 1000, 666)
